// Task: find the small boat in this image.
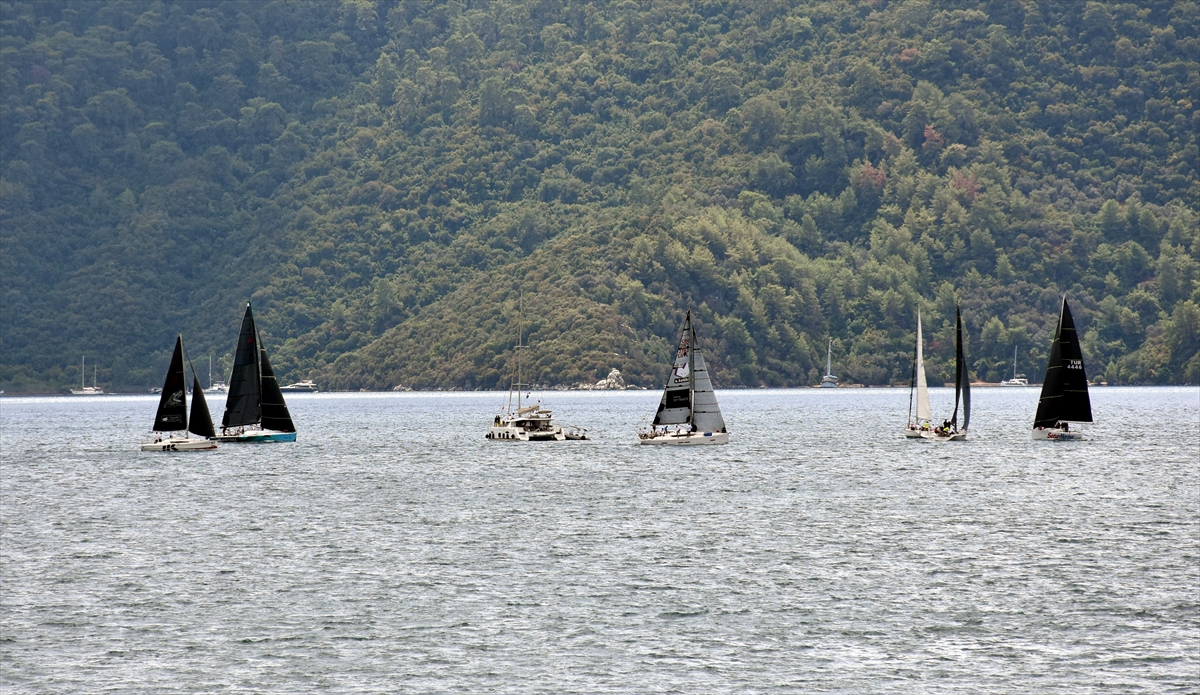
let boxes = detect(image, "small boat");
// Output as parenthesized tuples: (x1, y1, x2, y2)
(279, 379, 319, 393)
(906, 306, 970, 441)
(206, 355, 229, 394)
(486, 295, 586, 441)
(141, 335, 218, 451)
(214, 303, 297, 443)
(638, 310, 729, 445)
(819, 338, 838, 387)
(70, 356, 104, 395)
(1000, 346, 1029, 386)
(1033, 297, 1092, 440)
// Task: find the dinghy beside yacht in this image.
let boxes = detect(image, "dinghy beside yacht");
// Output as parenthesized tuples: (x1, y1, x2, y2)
(638, 310, 728, 445)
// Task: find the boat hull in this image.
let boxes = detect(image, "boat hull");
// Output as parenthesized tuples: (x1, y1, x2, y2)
(213, 431, 297, 443)
(905, 428, 966, 441)
(638, 431, 729, 446)
(487, 426, 564, 441)
(141, 437, 217, 451)
(1032, 427, 1084, 441)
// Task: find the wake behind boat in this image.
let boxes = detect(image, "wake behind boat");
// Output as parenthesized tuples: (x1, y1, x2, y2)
(1033, 297, 1092, 440)
(905, 306, 970, 441)
(638, 310, 728, 445)
(214, 303, 297, 443)
(141, 335, 217, 451)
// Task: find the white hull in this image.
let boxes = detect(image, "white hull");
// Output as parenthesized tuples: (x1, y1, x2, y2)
(905, 425, 966, 441)
(141, 437, 217, 451)
(1000, 378, 1029, 387)
(1032, 427, 1084, 441)
(70, 388, 104, 395)
(638, 430, 729, 446)
(487, 424, 565, 441)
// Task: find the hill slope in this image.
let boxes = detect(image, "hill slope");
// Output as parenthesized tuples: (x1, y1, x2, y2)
(1, 0, 1197, 393)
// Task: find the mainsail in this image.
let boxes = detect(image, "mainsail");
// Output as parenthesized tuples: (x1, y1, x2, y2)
(950, 306, 970, 431)
(222, 303, 261, 428)
(258, 341, 296, 433)
(1034, 298, 1093, 428)
(652, 311, 726, 432)
(153, 335, 189, 432)
(914, 310, 931, 423)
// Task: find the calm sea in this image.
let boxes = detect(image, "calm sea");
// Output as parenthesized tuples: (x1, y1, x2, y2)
(2, 387, 1197, 693)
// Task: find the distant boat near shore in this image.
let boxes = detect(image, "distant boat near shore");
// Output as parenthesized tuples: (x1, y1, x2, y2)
(70, 356, 104, 395)
(279, 379, 319, 393)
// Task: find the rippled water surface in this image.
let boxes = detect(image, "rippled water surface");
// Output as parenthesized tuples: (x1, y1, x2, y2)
(2, 387, 1197, 693)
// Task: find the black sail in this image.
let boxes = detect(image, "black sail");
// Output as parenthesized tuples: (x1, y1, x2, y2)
(222, 303, 261, 428)
(258, 343, 296, 433)
(1034, 298, 1093, 428)
(189, 374, 216, 439)
(950, 306, 964, 430)
(153, 335, 189, 432)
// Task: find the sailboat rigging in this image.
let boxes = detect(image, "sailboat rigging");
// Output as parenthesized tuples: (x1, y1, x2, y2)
(638, 310, 728, 445)
(486, 293, 588, 441)
(141, 335, 218, 451)
(1032, 297, 1092, 440)
(905, 306, 970, 441)
(70, 356, 104, 395)
(819, 338, 838, 387)
(1001, 345, 1029, 386)
(214, 303, 297, 443)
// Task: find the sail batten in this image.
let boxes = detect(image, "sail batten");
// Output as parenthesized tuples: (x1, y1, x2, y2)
(152, 335, 189, 432)
(1034, 298, 1093, 427)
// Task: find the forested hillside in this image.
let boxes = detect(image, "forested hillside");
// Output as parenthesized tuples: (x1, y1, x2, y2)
(1, 0, 1197, 393)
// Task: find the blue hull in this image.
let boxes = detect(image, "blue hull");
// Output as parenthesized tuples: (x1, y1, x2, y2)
(215, 432, 297, 443)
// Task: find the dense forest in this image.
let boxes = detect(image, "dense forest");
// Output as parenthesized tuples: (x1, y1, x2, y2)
(1, 0, 1197, 393)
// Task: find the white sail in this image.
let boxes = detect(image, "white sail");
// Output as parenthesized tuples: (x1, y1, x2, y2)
(691, 350, 725, 433)
(915, 310, 930, 422)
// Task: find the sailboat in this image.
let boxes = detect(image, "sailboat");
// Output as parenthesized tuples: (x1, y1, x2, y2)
(206, 355, 229, 394)
(904, 309, 932, 437)
(486, 295, 588, 441)
(819, 338, 838, 387)
(214, 303, 297, 443)
(70, 356, 104, 395)
(1032, 297, 1092, 440)
(1000, 346, 1029, 386)
(907, 306, 970, 441)
(638, 310, 729, 445)
(141, 335, 217, 451)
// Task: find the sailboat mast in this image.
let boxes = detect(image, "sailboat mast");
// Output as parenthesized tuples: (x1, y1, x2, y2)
(81, 356, 85, 391)
(826, 338, 832, 376)
(1013, 345, 1018, 380)
(688, 315, 696, 430)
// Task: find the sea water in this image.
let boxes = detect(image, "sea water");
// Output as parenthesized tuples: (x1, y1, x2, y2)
(1, 387, 1197, 693)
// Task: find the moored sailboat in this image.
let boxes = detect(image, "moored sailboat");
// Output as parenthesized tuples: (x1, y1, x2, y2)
(819, 338, 838, 387)
(486, 295, 587, 441)
(141, 335, 217, 451)
(1032, 297, 1092, 440)
(1000, 346, 1029, 386)
(215, 303, 297, 443)
(638, 310, 728, 445)
(70, 356, 104, 395)
(908, 306, 971, 441)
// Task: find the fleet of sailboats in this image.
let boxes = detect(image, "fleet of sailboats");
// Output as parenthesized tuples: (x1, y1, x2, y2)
(1032, 297, 1093, 440)
(638, 310, 728, 445)
(65, 297, 1105, 448)
(141, 335, 217, 451)
(213, 303, 297, 443)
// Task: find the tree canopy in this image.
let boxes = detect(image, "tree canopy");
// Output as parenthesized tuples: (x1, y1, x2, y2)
(1, 0, 1197, 393)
